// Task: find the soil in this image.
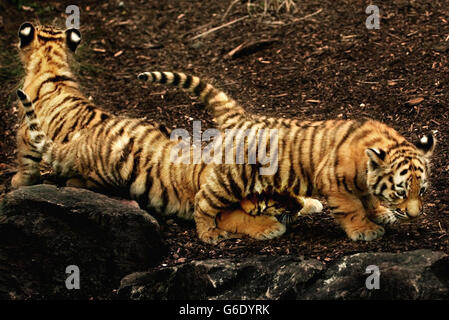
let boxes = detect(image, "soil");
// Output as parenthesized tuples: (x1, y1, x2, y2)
(0, 0, 448, 268)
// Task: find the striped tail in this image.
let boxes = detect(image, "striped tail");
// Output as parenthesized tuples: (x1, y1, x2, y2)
(17, 89, 53, 157)
(138, 71, 248, 129)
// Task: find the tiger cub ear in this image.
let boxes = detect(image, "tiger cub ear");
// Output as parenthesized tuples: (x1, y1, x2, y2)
(65, 28, 81, 52)
(365, 148, 386, 171)
(18, 22, 35, 48)
(414, 133, 436, 158)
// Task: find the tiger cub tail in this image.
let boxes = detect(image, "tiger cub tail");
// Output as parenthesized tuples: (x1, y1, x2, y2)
(16, 89, 53, 163)
(137, 71, 248, 129)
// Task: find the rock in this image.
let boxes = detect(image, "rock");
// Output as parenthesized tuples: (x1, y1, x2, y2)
(0, 184, 164, 299)
(301, 249, 449, 299)
(118, 250, 449, 300)
(118, 256, 325, 300)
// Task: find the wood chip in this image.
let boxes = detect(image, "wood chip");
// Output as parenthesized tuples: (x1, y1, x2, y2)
(405, 97, 424, 106)
(114, 50, 124, 57)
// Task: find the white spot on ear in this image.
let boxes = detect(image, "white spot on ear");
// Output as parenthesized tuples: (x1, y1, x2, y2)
(370, 148, 380, 155)
(20, 27, 31, 36)
(420, 136, 428, 144)
(70, 32, 81, 43)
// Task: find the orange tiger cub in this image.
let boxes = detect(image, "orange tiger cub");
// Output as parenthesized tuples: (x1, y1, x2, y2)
(138, 71, 436, 243)
(16, 86, 315, 241)
(14, 22, 321, 243)
(12, 22, 111, 189)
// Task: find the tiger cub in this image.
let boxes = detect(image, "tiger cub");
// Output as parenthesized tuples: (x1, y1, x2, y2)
(16, 82, 316, 241)
(138, 71, 436, 243)
(14, 22, 322, 242)
(13, 22, 110, 189)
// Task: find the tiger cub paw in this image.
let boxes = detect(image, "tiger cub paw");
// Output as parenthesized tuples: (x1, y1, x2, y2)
(11, 172, 40, 189)
(199, 228, 231, 245)
(251, 218, 286, 240)
(299, 198, 323, 215)
(347, 222, 385, 241)
(369, 207, 397, 226)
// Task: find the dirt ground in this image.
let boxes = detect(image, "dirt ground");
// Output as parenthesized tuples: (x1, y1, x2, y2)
(0, 0, 448, 268)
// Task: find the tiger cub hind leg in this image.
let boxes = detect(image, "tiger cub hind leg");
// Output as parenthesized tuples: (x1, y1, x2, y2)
(216, 207, 286, 241)
(328, 193, 385, 241)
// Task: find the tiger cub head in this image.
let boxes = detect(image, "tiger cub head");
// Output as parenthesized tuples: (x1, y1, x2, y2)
(365, 133, 436, 221)
(18, 22, 81, 67)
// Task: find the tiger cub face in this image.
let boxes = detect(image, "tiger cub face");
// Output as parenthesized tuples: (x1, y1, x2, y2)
(18, 22, 81, 66)
(365, 134, 436, 220)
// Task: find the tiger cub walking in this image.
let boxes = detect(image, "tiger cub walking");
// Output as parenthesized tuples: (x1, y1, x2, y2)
(138, 71, 436, 243)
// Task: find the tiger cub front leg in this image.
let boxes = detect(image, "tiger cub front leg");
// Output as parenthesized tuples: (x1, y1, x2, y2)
(361, 195, 397, 226)
(11, 125, 42, 188)
(328, 193, 385, 241)
(194, 188, 232, 244)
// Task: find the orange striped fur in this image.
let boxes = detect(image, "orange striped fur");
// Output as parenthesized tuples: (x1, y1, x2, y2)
(14, 23, 321, 243)
(139, 71, 436, 243)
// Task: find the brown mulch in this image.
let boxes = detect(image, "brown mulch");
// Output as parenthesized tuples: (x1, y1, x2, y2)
(0, 0, 448, 268)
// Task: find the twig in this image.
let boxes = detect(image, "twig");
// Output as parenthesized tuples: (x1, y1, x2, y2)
(296, 8, 323, 21)
(189, 15, 249, 41)
(222, 0, 240, 21)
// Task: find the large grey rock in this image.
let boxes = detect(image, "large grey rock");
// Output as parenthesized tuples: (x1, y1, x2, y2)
(118, 255, 325, 300)
(300, 249, 449, 300)
(0, 184, 164, 299)
(118, 250, 449, 300)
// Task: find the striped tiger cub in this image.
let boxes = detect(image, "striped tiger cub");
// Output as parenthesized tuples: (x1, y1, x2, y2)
(12, 22, 111, 189)
(16, 88, 317, 240)
(14, 22, 325, 242)
(138, 71, 436, 243)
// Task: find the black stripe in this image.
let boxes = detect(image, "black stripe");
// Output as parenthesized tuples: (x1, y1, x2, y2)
(160, 72, 167, 84)
(207, 185, 235, 207)
(172, 73, 181, 86)
(183, 75, 192, 89)
(342, 177, 351, 193)
(353, 169, 363, 192)
(127, 147, 142, 192)
(194, 80, 206, 97)
(227, 170, 243, 199)
(373, 175, 383, 190)
(140, 171, 154, 209)
(23, 154, 41, 162)
(308, 126, 318, 174)
(37, 34, 59, 42)
(35, 75, 75, 99)
(201, 189, 226, 212)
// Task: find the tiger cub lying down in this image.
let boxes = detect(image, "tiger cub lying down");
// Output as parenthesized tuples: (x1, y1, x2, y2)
(16, 88, 322, 240)
(138, 71, 436, 244)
